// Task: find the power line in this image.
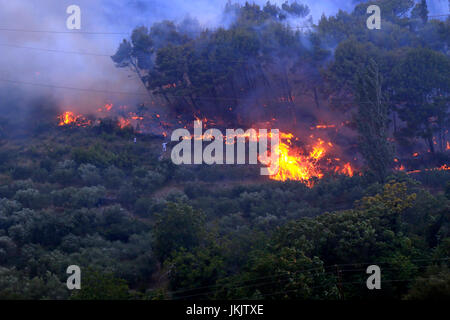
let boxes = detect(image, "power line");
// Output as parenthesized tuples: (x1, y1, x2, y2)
(0, 27, 129, 35)
(165, 259, 410, 299)
(0, 43, 112, 57)
(0, 42, 290, 64)
(156, 257, 449, 299)
(0, 78, 300, 102)
(0, 13, 448, 61)
(0, 77, 447, 105)
(261, 278, 418, 299)
(171, 258, 449, 299)
(0, 78, 149, 96)
(167, 265, 326, 299)
(428, 14, 450, 18)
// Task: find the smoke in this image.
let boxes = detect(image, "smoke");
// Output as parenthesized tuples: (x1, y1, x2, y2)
(0, 0, 447, 115)
(0, 0, 143, 113)
(427, 0, 450, 15)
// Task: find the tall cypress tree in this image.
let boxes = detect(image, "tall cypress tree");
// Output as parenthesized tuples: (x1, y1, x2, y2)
(355, 59, 393, 182)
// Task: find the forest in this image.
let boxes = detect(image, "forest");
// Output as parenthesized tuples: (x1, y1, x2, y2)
(0, 0, 449, 300)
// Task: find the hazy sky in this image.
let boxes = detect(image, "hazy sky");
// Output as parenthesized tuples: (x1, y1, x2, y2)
(0, 0, 448, 112)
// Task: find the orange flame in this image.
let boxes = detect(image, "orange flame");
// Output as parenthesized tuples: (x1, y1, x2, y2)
(58, 111, 91, 127)
(98, 103, 113, 112)
(118, 117, 131, 129)
(405, 164, 449, 175)
(268, 132, 354, 187)
(314, 124, 336, 129)
(58, 111, 77, 125)
(341, 162, 354, 177)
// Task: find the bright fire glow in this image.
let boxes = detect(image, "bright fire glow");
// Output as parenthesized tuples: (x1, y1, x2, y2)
(405, 164, 450, 175)
(118, 117, 131, 129)
(267, 132, 354, 187)
(58, 111, 90, 127)
(58, 111, 76, 125)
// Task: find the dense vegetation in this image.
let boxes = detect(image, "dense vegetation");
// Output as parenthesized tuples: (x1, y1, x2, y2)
(0, 120, 448, 299)
(0, 0, 449, 299)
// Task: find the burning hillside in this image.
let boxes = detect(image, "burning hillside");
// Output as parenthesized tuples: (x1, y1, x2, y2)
(58, 104, 144, 130)
(267, 133, 354, 187)
(57, 106, 358, 186)
(56, 102, 450, 188)
(58, 111, 91, 127)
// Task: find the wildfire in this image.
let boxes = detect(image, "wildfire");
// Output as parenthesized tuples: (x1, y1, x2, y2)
(340, 162, 354, 176)
(97, 103, 113, 112)
(58, 111, 90, 127)
(313, 124, 336, 129)
(309, 139, 326, 159)
(405, 164, 450, 175)
(58, 104, 145, 131)
(55, 103, 448, 187)
(267, 132, 354, 187)
(118, 117, 131, 129)
(176, 126, 355, 187)
(58, 111, 76, 125)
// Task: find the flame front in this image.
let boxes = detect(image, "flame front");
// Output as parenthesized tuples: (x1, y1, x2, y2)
(118, 117, 131, 129)
(58, 111, 90, 127)
(58, 111, 77, 126)
(268, 132, 354, 187)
